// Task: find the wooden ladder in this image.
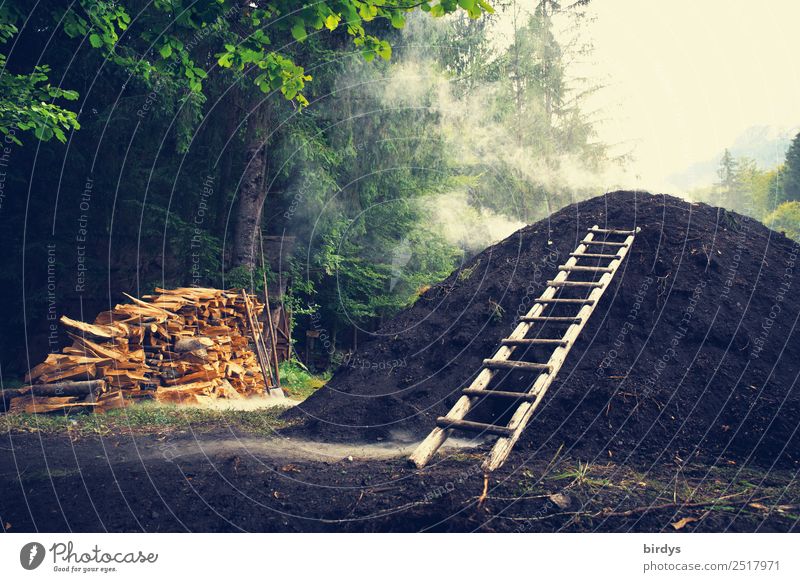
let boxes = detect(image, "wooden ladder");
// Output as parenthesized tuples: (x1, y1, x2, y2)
(409, 225, 641, 472)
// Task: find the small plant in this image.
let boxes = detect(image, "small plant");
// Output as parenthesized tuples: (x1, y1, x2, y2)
(489, 299, 505, 321)
(553, 461, 610, 489)
(458, 259, 480, 281)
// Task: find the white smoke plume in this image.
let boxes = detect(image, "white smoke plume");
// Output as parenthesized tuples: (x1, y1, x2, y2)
(423, 190, 526, 251)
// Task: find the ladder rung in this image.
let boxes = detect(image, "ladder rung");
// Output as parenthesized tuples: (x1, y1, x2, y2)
(570, 252, 618, 258)
(436, 417, 514, 437)
(501, 338, 568, 346)
(583, 241, 628, 247)
(520, 316, 582, 324)
(483, 359, 552, 372)
(547, 280, 604, 287)
(559, 265, 613, 273)
(463, 388, 538, 402)
(589, 227, 637, 235)
(535, 298, 594, 305)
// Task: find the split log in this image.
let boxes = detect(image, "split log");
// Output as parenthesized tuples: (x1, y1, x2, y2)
(5, 379, 106, 399)
(59, 315, 126, 339)
(174, 337, 215, 352)
(38, 363, 97, 384)
(68, 333, 127, 361)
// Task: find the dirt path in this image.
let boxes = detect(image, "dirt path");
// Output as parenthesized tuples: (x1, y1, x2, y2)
(122, 434, 484, 463)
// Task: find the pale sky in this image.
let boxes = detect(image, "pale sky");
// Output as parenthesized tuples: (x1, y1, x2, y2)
(569, 0, 800, 192)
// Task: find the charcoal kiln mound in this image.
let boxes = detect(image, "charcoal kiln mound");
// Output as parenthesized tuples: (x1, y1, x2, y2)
(285, 191, 800, 466)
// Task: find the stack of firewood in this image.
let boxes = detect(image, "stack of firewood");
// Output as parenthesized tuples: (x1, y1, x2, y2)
(2, 287, 284, 414)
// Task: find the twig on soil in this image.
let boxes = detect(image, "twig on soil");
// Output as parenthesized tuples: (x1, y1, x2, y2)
(500, 511, 575, 523)
(364, 485, 402, 494)
(598, 494, 747, 518)
(472, 494, 552, 502)
(497, 492, 762, 524)
(317, 500, 433, 524)
(344, 491, 365, 518)
(477, 473, 490, 508)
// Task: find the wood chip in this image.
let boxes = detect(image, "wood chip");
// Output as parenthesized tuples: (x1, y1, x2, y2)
(671, 516, 699, 530)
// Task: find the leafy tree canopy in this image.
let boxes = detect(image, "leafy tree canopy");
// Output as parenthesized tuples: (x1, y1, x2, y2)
(0, 0, 493, 145)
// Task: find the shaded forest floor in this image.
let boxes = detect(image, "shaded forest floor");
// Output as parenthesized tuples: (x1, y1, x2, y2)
(1, 407, 797, 533)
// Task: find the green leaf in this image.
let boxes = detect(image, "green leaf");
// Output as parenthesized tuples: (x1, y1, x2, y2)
(159, 43, 172, 58)
(377, 41, 392, 60)
(291, 21, 307, 41)
(34, 126, 54, 141)
(358, 4, 378, 20)
(459, 0, 482, 17)
(217, 52, 233, 67)
(89, 33, 103, 48)
(477, 0, 495, 13)
(325, 14, 340, 31)
(390, 12, 405, 29)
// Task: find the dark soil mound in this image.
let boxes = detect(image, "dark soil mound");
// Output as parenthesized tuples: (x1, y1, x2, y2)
(286, 191, 800, 466)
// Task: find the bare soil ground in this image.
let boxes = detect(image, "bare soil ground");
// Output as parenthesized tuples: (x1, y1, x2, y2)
(1, 420, 797, 533)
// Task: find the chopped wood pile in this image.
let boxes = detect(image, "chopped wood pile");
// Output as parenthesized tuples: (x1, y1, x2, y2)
(3, 287, 284, 414)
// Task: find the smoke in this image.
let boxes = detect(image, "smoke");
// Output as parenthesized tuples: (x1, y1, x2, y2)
(276, 8, 630, 294)
(390, 237, 413, 289)
(423, 190, 526, 251)
(374, 13, 629, 251)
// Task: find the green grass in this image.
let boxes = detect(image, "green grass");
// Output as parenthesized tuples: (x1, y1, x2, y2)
(552, 461, 612, 489)
(278, 360, 329, 400)
(0, 402, 295, 437)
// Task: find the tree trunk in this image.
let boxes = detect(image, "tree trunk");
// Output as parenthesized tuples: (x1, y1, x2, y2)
(215, 87, 240, 234)
(231, 101, 270, 270)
